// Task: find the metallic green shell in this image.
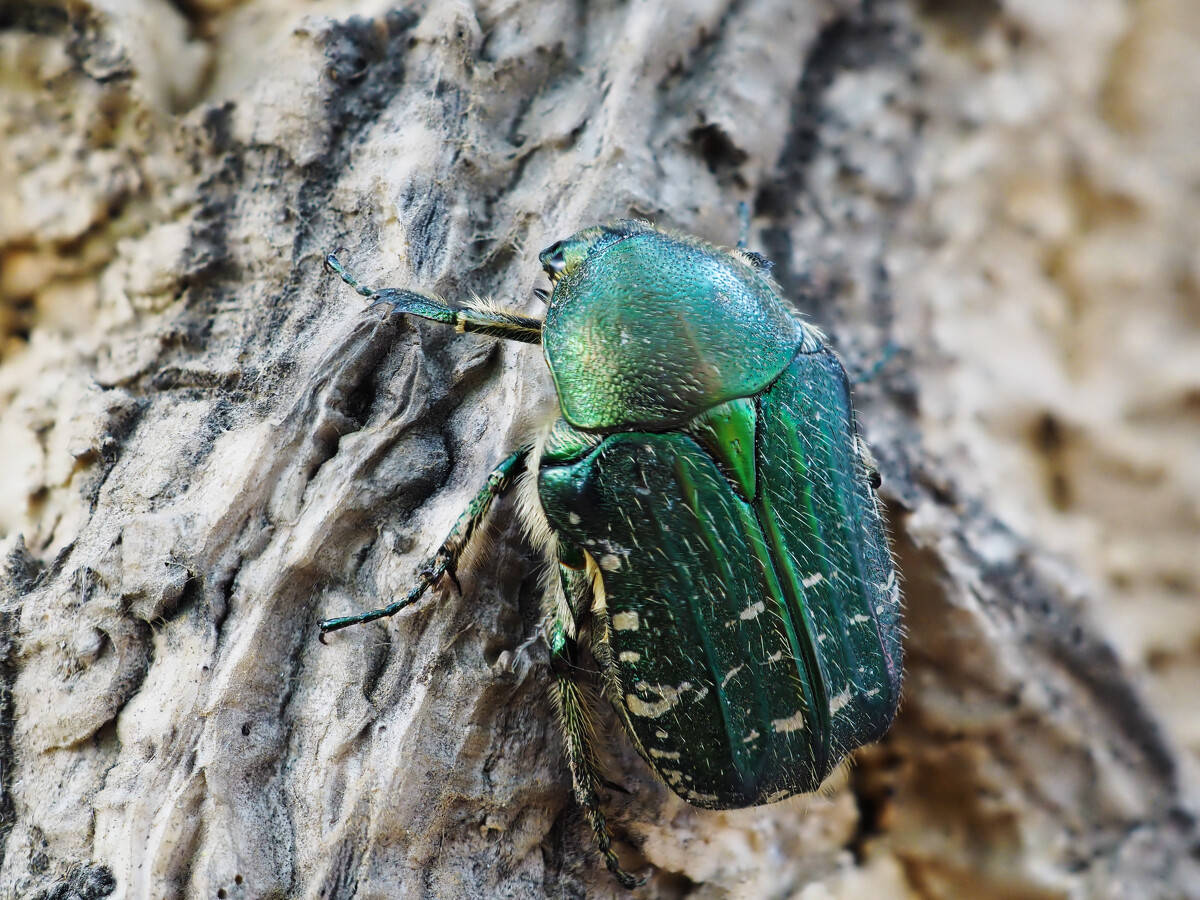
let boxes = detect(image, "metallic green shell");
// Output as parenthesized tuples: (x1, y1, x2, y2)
(537, 348, 901, 808)
(542, 225, 805, 431)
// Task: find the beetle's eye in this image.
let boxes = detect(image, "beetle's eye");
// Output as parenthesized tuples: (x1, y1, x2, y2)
(540, 242, 568, 278)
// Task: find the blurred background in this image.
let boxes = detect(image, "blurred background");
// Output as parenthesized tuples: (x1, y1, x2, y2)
(1, 0, 1197, 897)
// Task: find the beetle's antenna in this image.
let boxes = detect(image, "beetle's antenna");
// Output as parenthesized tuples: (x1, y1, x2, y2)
(324, 252, 377, 299)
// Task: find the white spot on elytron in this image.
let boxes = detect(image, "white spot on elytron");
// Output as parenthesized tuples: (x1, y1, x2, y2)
(739, 600, 766, 621)
(865, 687, 880, 697)
(568, 512, 581, 525)
(626, 681, 692, 718)
(771, 710, 806, 733)
(655, 729, 669, 740)
(723, 619, 738, 629)
(627, 695, 671, 718)
(612, 611, 639, 631)
(802, 572, 824, 588)
(649, 748, 681, 761)
(817, 632, 828, 643)
(767, 650, 783, 663)
(742, 729, 761, 744)
(686, 791, 720, 805)
(618, 650, 641, 664)
(599, 554, 621, 572)
(662, 769, 685, 785)
(829, 687, 852, 714)
(720, 663, 745, 688)
(851, 613, 870, 625)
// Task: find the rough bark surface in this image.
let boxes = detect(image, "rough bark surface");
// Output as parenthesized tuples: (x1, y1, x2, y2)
(1, 0, 1198, 898)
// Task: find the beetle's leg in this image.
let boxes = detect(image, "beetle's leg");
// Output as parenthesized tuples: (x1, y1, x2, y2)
(319, 445, 532, 639)
(549, 622, 645, 889)
(325, 253, 543, 344)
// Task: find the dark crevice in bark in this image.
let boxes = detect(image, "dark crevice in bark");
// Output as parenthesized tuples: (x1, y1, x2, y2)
(27, 862, 116, 900)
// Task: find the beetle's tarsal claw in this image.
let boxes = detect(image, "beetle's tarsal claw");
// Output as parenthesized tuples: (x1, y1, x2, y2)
(317, 617, 345, 638)
(610, 863, 648, 890)
(324, 250, 379, 299)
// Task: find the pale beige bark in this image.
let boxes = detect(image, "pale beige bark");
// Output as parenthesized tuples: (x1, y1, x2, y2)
(1, 0, 1198, 897)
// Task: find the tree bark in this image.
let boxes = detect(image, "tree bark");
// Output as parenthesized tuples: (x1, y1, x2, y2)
(2, 0, 1198, 897)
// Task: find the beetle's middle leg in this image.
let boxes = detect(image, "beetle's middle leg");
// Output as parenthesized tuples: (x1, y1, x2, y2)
(319, 445, 532, 639)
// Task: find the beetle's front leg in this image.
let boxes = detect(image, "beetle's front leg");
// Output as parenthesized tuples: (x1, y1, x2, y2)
(319, 445, 532, 640)
(549, 621, 645, 889)
(325, 253, 543, 344)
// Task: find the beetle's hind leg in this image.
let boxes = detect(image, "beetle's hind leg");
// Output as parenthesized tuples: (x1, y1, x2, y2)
(549, 621, 645, 889)
(319, 445, 532, 639)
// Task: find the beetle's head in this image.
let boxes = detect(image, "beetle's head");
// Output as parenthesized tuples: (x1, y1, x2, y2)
(539, 221, 653, 286)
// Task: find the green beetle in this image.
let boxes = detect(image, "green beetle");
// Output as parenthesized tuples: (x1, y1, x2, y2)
(320, 220, 902, 887)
